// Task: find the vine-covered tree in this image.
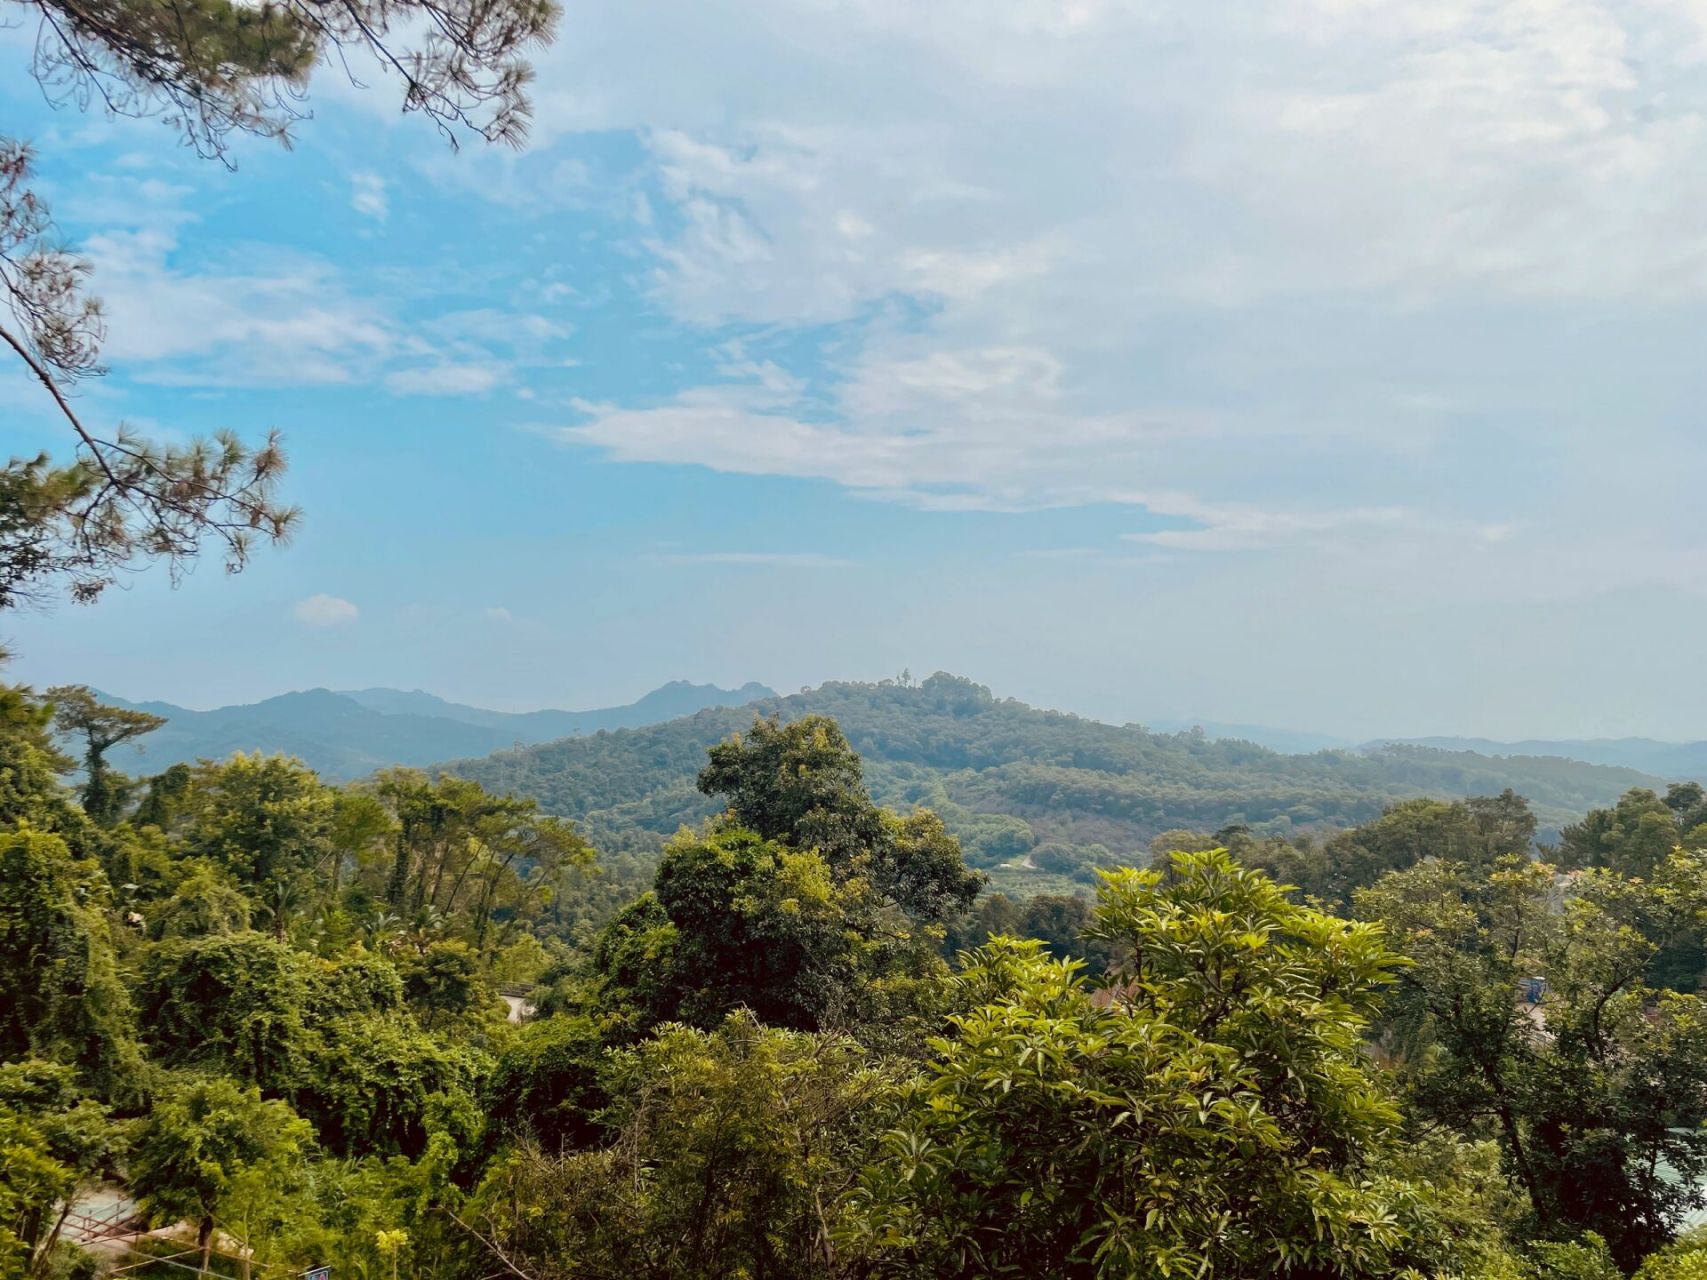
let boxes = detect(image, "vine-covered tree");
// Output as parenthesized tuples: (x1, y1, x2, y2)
(47, 684, 162, 824)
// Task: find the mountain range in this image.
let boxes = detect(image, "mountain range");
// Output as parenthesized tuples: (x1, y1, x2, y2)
(96, 680, 776, 781)
(437, 675, 1669, 893)
(84, 673, 1705, 900)
(1172, 722, 1707, 780)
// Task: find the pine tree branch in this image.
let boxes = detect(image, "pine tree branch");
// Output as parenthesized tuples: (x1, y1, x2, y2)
(0, 319, 120, 488)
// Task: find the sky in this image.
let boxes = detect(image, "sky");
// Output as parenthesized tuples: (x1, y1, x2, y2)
(4, 0, 1707, 741)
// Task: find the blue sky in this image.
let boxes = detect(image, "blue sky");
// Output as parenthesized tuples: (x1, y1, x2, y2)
(5, 0, 1707, 739)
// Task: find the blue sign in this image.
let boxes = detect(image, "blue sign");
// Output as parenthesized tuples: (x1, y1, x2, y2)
(303, 1268, 331, 1280)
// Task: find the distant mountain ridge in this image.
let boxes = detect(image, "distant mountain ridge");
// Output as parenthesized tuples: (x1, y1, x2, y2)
(95, 680, 777, 781)
(1376, 736, 1707, 781)
(1172, 722, 1707, 781)
(438, 674, 1666, 875)
(338, 681, 777, 738)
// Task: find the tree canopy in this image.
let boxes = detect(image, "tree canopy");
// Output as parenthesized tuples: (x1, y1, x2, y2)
(2, 688, 1706, 1279)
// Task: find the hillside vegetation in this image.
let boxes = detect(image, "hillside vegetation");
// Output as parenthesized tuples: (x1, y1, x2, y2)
(12, 682, 1707, 1280)
(445, 673, 1662, 874)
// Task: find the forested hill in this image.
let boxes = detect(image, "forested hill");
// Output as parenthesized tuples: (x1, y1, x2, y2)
(442, 673, 1663, 870)
(96, 680, 775, 781)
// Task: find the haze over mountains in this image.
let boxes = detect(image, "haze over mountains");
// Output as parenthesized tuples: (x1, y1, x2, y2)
(1174, 722, 1707, 781)
(97, 680, 776, 780)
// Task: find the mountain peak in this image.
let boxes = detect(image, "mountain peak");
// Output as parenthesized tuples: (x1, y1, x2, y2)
(99, 680, 778, 781)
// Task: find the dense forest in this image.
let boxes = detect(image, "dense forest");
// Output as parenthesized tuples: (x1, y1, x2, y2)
(7, 683, 1707, 1279)
(444, 673, 1662, 896)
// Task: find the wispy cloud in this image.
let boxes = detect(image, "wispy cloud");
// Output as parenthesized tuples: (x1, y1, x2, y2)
(385, 362, 505, 396)
(351, 172, 389, 221)
(1125, 502, 1410, 554)
(294, 594, 359, 627)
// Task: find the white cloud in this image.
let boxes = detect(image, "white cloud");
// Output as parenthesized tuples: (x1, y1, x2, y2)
(497, 0, 1707, 605)
(503, 0, 1707, 315)
(83, 227, 395, 386)
(559, 346, 1218, 514)
(484, 606, 515, 623)
(385, 362, 504, 395)
(352, 172, 389, 220)
(294, 594, 359, 627)
(56, 184, 543, 395)
(1125, 501, 1410, 553)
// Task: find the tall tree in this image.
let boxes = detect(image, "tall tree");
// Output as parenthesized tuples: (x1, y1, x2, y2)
(698, 715, 885, 863)
(46, 684, 162, 825)
(366, 769, 592, 957)
(180, 753, 335, 908)
(130, 1076, 312, 1274)
(698, 715, 981, 923)
(1359, 851, 1707, 1266)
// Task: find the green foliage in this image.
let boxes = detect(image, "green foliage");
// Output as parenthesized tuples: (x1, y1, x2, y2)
(467, 1011, 886, 1280)
(295, 1012, 486, 1158)
(1230, 792, 1540, 908)
(401, 940, 490, 1028)
(698, 714, 883, 860)
(11, 685, 1707, 1280)
(876, 807, 984, 923)
(1361, 850, 1707, 1267)
(586, 720, 978, 1044)
(699, 715, 982, 920)
(314, 950, 405, 1019)
(137, 933, 314, 1090)
(1527, 1235, 1622, 1280)
(941, 890, 1117, 971)
(482, 1014, 608, 1153)
(0, 1061, 125, 1275)
(130, 1077, 311, 1266)
(846, 852, 1424, 1279)
(47, 685, 162, 826)
(586, 891, 681, 1033)
(0, 827, 137, 1094)
(0, 687, 84, 836)
(371, 769, 591, 947)
(1559, 788, 1686, 877)
(131, 762, 192, 832)
(1555, 786, 1707, 990)
(619, 825, 860, 1031)
(0, 1102, 74, 1276)
(180, 754, 335, 898)
(150, 861, 252, 939)
(1636, 1229, 1707, 1280)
